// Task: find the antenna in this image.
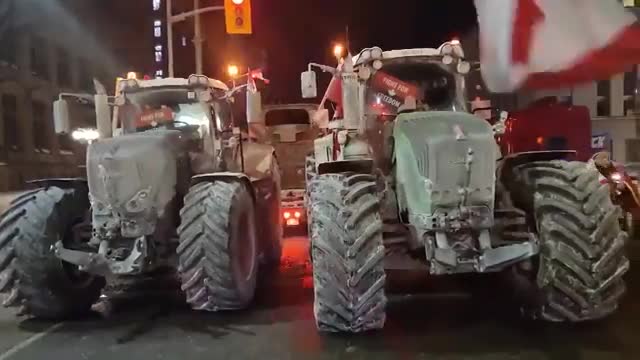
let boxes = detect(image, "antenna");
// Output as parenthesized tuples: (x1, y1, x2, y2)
(345, 25, 350, 54)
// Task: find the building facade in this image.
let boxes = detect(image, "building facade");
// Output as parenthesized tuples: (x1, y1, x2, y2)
(0, 1, 118, 191)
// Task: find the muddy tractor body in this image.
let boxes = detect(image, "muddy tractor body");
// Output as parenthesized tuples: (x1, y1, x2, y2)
(0, 75, 282, 319)
(301, 43, 629, 333)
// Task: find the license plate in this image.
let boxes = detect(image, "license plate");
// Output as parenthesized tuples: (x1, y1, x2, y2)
(286, 218, 300, 226)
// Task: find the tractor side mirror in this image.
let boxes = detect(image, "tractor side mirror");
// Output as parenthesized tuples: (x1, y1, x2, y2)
(94, 94, 112, 139)
(301, 71, 318, 99)
(311, 109, 329, 128)
(493, 111, 509, 136)
(246, 90, 263, 124)
(53, 99, 71, 134)
(499, 110, 509, 122)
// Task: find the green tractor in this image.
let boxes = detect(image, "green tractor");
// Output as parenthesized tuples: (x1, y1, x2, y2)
(301, 42, 629, 333)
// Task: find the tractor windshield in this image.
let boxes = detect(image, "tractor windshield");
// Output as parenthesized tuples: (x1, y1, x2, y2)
(364, 58, 463, 117)
(117, 87, 231, 135)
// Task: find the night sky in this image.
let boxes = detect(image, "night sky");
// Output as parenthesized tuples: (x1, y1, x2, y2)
(101, 0, 478, 102)
(245, 0, 478, 102)
(231, 0, 476, 101)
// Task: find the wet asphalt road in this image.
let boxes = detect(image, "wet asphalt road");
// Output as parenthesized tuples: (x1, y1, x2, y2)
(0, 236, 638, 360)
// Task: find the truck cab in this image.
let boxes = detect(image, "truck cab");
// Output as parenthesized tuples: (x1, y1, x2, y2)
(259, 103, 320, 232)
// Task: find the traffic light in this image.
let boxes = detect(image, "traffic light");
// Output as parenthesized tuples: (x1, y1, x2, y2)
(225, 0, 252, 34)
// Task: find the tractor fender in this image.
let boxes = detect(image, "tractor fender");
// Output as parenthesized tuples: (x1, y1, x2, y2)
(497, 150, 576, 181)
(26, 178, 88, 194)
(191, 172, 256, 202)
(191, 172, 281, 261)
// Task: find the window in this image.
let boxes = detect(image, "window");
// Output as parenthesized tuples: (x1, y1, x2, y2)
(2, 95, 20, 151)
(32, 102, 51, 151)
(624, 64, 638, 115)
(265, 109, 311, 126)
(154, 26, 162, 38)
(154, 20, 162, 27)
(597, 79, 610, 116)
(155, 70, 164, 78)
(155, 50, 163, 63)
(30, 36, 49, 79)
(0, 28, 17, 65)
(57, 47, 71, 88)
(153, 0, 161, 10)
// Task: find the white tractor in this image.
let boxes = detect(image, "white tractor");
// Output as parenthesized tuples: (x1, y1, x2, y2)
(0, 74, 282, 318)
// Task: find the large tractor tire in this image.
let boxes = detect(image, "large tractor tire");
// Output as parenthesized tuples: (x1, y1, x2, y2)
(6, 187, 104, 319)
(308, 173, 386, 332)
(177, 181, 258, 311)
(512, 160, 629, 321)
(0, 191, 39, 306)
(305, 154, 317, 246)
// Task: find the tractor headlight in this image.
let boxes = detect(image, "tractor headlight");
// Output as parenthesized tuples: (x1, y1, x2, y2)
(457, 61, 471, 74)
(188, 74, 209, 86)
(71, 128, 100, 142)
(370, 47, 383, 59)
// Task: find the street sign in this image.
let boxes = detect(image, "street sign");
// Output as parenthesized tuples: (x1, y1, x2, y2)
(591, 133, 610, 150)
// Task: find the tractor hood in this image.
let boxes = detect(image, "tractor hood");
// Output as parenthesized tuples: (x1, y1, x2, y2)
(86, 130, 182, 238)
(393, 111, 497, 223)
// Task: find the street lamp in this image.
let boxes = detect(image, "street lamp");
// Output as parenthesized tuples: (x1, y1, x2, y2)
(227, 64, 239, 78)
(333, 44, 344, 60)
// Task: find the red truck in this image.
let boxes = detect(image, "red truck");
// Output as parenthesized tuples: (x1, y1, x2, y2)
(474, 96, 640, 235)
(477, 97, 593, 161)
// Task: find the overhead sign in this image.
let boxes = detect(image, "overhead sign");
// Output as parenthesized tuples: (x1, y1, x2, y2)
(591, 133, 609, 149)
(136, 108, 174, 128)
(371, 72, 418, 100)
(368, 71, 418, 112)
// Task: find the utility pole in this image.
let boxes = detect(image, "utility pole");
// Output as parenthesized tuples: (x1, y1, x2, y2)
(194, 0, 203, 75)
(166, 0, 224, 77)
(167, 0, 174, 77)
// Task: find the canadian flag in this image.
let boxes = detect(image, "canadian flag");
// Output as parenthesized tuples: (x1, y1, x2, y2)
(324, 75, 344, 118)
(476, 0, 640, 92)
